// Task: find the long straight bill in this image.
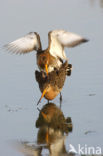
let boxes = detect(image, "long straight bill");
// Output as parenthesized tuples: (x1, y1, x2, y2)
(45, 64, 48, 76)
(37, 88, 47, 105)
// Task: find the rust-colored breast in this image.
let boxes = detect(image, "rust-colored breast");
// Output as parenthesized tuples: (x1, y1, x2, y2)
(45, 85, 60, 100)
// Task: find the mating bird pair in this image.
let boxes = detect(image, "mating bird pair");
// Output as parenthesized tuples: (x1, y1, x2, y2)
(4, 29, 88, 104)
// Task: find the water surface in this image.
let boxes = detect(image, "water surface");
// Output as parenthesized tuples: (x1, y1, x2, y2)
(0, 0, 103, 155)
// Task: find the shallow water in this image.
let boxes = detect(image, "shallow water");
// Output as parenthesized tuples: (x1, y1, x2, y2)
(0, 0, 103, 155)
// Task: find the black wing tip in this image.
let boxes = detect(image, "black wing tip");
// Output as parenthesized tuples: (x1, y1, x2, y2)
(82, 38, 89, 43)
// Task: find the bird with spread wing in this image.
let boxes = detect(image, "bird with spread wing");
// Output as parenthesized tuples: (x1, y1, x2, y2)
(4, 30, 88, 75)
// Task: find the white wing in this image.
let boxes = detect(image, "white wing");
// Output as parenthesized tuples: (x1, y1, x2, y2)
(48, 30, 88, 60)
(4, 32, 42, 54)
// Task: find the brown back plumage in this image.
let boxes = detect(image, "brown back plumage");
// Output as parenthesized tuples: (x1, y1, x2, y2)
(35, 61, 71, 92)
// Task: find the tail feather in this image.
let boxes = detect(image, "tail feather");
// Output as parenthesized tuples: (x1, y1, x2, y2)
(66, 64, 72, 76)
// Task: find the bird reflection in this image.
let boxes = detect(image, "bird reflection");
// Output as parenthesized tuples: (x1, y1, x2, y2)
(17, 103, 73, 156)
(36, 103, 72, 155)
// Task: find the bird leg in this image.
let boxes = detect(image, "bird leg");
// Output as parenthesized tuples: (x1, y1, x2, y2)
(60, 92, 62, 109)
(60, 92, 62, 102)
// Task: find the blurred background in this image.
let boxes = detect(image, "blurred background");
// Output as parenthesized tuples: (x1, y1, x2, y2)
(0, 0, 103, 155)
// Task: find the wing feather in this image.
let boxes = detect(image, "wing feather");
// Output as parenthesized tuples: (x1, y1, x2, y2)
(48, 30, 88, 60)
(4, 32, 42, 54)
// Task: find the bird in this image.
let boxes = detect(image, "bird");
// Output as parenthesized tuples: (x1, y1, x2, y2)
(4, 30, 88, 75)
(36, 103, 73, 155)
(36, 103, 72, 134)
(15, 103, 73, 156)
(35, 61, 72, 105)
